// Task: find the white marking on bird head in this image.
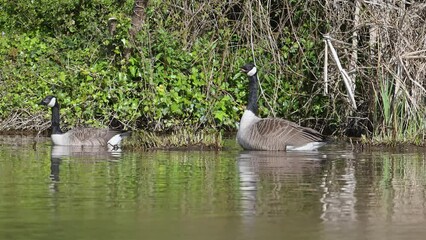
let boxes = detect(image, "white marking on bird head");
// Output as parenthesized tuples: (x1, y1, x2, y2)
(47, 97, 56, 107)
(247, 67, 257, 76)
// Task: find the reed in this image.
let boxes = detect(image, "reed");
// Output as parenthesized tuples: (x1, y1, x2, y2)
(123, 128, 223, 150)
(368, 77, 425, 146)
(323, 1, 425, 145)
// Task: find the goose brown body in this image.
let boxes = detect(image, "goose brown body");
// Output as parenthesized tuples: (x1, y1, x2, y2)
(51, 127, 122, 146)
(237, 110, 326, 150)
(237, 63, 327, 151)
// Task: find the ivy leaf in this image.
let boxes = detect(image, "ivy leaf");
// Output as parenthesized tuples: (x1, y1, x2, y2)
(129, 66, 136, 77)
(214, 110, 226, 121)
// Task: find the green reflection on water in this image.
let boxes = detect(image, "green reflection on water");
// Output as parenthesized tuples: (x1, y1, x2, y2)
(0, 144, 245, 240)
(0, 140, 425, 240)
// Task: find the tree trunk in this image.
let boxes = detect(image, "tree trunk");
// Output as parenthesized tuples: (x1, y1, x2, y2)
(129, 0, 148, 39)
(125, 0, 148, 60)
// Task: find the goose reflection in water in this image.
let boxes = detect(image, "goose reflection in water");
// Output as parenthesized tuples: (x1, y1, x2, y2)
(237, 150, 327, 217)
(49, 145, 123, 191)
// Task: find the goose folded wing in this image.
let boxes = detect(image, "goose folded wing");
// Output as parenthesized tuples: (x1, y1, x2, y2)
(68, 128, 121, 146)
(253, 118, 325, 148)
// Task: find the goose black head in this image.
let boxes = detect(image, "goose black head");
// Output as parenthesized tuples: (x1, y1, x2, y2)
(40, 96, 57, 108)
(241, 63, 257, 76)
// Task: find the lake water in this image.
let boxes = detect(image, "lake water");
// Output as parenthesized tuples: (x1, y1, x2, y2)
(0, 136, 425, 240)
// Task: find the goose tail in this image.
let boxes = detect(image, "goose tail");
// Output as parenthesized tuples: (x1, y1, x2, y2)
(107, 130, 132, 149)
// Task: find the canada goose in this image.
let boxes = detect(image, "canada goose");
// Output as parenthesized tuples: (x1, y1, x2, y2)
(237, 63, 327, 151)
(40, 95, 131, 149)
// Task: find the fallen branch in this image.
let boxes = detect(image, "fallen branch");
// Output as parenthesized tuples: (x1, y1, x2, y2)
(324, 34, 357, 109)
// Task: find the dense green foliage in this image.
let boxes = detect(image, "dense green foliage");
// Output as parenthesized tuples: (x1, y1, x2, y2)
(2, 0, 423, 146)
(0, 0, 329, 133)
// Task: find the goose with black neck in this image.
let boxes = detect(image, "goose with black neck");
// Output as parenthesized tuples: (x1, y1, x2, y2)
(40, 95, 131, 149)
(237, 63, 328, 151)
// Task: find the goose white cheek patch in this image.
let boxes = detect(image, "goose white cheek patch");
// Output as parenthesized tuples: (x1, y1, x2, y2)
(47, 97, 56, 107)
(247, 67, 257, 76)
